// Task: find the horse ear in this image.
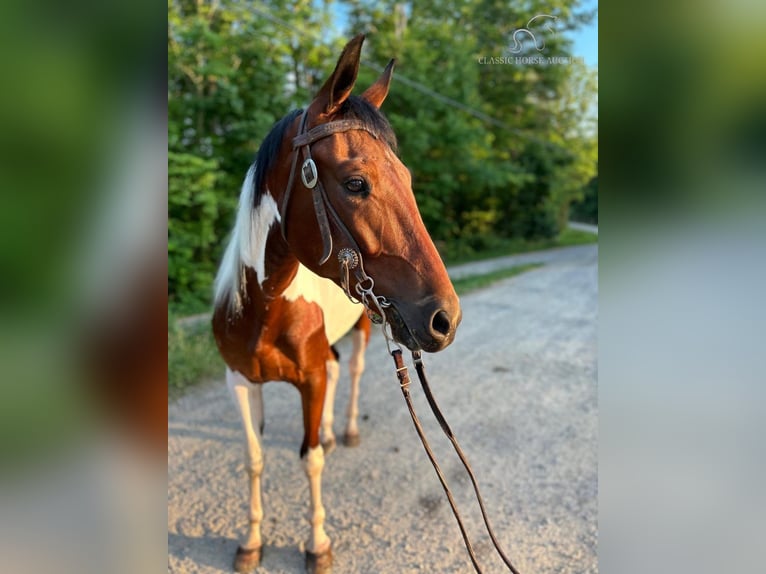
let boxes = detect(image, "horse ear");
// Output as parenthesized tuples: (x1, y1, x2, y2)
(361, 59, 395, 109)
(315, 34, 365, 115)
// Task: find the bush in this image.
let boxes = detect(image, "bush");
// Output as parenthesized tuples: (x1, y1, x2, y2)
(570, 176, 598, 224)
(168, 152, 224, 312)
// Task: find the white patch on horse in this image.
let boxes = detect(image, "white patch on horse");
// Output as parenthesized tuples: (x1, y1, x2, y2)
(242, 192, 279, 288)
(213, 164, 281, 312)
(283, 264, 364, 345)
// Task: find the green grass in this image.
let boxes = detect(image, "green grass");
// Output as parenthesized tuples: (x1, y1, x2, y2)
(452, 263, 543, 295)
(443, 227, 597, 266)
(168, 315, 224, 399)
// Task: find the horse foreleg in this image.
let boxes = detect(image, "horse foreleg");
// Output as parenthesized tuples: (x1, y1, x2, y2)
(343, 328, 367, 447)
(321, 351, 340, 454)
(301, 376, 333, 574)
(227, 369, 264, 573)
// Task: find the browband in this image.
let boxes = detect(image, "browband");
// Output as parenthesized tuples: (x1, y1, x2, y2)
(292, 119, 378, 148)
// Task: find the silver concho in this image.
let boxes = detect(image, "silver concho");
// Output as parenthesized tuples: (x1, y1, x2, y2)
(337, 248, 359, 269)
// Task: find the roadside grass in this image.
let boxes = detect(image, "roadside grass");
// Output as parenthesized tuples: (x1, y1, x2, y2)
(168, 263, 543, 398)
(452, 263, 543, 295)
(168, 314, 224, 399)
(443, 227, 597, 265)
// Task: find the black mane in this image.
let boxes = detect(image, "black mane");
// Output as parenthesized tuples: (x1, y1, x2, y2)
(252, 108, 303, 203)
(337, 95, 398, 153)
(250, 96, 397, 204)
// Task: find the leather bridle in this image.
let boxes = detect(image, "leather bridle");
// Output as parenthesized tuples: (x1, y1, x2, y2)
(279, 110, 396, 337)
(280, 110, 378, 266)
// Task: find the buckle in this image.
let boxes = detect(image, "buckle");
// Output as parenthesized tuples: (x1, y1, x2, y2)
(301, 158, 318, 188)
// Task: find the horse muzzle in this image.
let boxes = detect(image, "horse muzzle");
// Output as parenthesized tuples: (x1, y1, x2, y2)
(385, 299, 461, 353)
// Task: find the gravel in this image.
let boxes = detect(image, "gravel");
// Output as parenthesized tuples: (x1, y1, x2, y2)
(168, 245, 598, 574)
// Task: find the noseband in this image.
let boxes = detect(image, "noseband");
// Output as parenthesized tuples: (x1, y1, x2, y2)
(280, 111, 396, 344)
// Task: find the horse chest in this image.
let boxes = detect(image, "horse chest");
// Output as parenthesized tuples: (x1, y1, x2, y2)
(214, 273, 362, 384)
(280, 263, 364, 345)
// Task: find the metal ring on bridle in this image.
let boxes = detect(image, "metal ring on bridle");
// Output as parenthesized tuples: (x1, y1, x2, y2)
(355, 276, 375, 296)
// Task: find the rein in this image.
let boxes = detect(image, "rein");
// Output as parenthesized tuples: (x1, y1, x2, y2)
(281, 111, 521, 573)
(394, 351, 522, 574)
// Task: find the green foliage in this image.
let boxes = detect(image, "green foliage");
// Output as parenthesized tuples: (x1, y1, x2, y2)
(167, 0, 598, 310)
(349, 0, 597, 243)
(570, 175, 598, 224)
(168, 151, 224, 311)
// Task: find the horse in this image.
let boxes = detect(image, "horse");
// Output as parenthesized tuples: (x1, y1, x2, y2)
(211, 34, 461, 573)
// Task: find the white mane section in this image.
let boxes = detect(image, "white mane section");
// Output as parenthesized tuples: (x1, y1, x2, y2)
(213, 164, 281, 312)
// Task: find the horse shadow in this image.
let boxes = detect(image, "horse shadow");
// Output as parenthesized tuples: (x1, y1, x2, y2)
(168, 532, 236, 571)
(168, 532, 305, 571)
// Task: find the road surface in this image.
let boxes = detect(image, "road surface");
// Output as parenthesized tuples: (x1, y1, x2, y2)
(168, 244, 597, 573)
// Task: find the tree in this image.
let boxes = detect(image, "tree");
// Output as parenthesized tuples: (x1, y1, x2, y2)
(168, 0, 338, 309)
(345, 0, 597, 247)
(167, 0, 598, 308)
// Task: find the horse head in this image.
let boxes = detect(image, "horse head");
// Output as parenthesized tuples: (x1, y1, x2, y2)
(276, 35, 461, 353)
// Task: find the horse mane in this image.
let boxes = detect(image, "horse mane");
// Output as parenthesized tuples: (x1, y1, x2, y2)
(213, 97, 397, 312)
(337, 96, 398, 153)
(252, 109, 304, 206)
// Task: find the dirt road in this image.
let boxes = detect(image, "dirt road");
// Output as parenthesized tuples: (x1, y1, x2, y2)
(168, 245, 597, 573)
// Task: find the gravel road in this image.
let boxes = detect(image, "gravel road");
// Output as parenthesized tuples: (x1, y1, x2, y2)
(168, 244, 598, 574)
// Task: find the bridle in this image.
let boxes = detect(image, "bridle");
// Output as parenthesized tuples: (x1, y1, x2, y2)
(279, 110, 522, 574)
(279, 110, 399, 349)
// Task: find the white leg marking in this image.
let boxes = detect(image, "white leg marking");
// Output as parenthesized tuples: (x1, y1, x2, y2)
(226, 368, 264, 550)
(303, 445, 331, 555)
(321, 358, 340, 448)
(345, 330, 367, 438)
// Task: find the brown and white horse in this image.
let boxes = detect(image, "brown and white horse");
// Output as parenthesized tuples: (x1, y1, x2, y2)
(211, 35, 461, 573)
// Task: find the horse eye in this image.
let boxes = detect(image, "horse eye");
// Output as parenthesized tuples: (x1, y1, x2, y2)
(345, 178, 366, 194)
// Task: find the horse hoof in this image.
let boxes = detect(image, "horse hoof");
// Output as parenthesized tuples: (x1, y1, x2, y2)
(233, 545, 261, 573)
(322, 437, 336, 455)
(305, 546, 333, 574)
(343, 432, 360, 447)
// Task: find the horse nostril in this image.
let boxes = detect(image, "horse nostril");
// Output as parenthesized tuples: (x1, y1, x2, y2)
(431, 310, 452, 338)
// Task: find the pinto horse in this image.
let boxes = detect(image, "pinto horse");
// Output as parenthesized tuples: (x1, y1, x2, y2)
(212, 35, 461, 573)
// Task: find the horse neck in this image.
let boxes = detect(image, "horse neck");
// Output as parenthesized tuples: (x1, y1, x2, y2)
(246, 226, 302, 304)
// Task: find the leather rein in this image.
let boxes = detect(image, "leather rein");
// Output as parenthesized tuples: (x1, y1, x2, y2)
(280, 110, 521, 574)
